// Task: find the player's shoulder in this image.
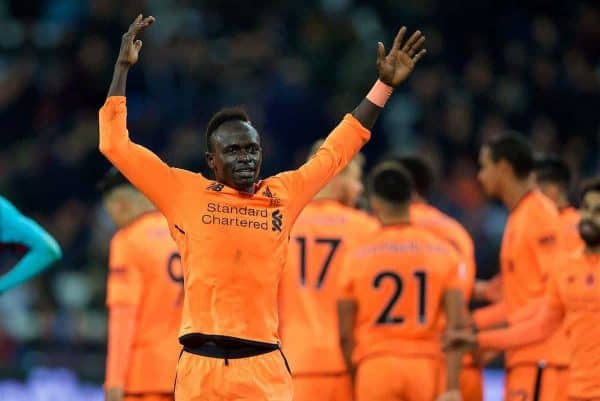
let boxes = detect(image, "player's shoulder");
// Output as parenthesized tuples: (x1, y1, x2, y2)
(340, 204, 379, 228)
(560, 206, 580, 221)
(512, 191, 560, 231)
(520, 190, 559, 219)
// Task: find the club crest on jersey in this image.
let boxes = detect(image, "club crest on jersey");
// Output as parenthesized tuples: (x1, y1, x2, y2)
(271, 209, 283, 232)
(207, 182, 225, 192)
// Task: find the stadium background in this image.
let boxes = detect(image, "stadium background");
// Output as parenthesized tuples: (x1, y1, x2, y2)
(0, 0, 597, 399)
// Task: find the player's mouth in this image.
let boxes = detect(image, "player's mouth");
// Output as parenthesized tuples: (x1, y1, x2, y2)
(233, 167, 256, 179)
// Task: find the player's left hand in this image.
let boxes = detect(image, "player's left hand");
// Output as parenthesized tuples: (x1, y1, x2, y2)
(377, 27, 427, 87)
(436, 389, 462, 401)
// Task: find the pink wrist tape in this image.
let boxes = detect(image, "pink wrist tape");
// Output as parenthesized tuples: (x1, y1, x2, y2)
(366, 79, 394, 107)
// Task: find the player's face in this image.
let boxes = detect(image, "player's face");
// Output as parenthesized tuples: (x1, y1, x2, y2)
(339, 161, 364, 207)
(477, 146, 502, 198)
(579, 191, 600, 247)
(206, 121, 262, 192)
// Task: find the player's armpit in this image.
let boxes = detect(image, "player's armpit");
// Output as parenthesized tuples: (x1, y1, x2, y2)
(472, 301, 507, 330)
(105, 304, 138, 388)
(477, 303, 563, 351)
(337, 299, 357, 377)
(277, 115, 370, 218)
(99, 97, 181, 219)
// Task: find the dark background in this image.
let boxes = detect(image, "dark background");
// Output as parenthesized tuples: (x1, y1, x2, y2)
(0, 0, 598, 383)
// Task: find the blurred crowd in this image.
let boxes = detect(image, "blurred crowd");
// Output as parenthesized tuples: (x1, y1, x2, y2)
(0, 0, 598, 382)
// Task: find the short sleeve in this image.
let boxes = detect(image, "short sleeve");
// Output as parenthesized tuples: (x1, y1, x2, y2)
(106, 233, 143, 306)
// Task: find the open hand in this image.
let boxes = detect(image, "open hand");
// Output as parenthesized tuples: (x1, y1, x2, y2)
(377, 27, 427, 87)
(117, 14, 156, 67)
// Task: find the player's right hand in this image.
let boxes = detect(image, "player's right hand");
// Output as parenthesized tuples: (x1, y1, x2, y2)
(117, 14, 155, 67)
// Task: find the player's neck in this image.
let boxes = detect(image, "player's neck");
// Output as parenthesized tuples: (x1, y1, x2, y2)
(412, 194, 427, 204)
(502, 179, 534, 211)
(313, 187, 342, 203)
(555, 194, 570, 210)
(377, 210, 410, 226)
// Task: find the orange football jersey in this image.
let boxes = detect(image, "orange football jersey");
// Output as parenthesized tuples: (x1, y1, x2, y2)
(480, 250, 600, 399)
(410, 202, 475, 299)
(99, 96, 370, 345)
(279, 199, 379, 374)
(500, 190, 569, 367)
(339, 223, 462, 364)
(107, 211, 182, 393)
(559, 206, 583, 253)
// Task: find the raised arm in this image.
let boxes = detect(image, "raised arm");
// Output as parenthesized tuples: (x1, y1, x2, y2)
(99, 15, 180, 220)
(280, 27, 426, 216)
(352, 27, 426, 129)
(0, 196, 62, 294)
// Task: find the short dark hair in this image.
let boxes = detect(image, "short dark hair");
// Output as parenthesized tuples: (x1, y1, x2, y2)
(393, 155, 435, 197)
(580, 176, 600, 202)
(205, 107, 250, 151)
(97, 167, 131, 195)
(535, 155, 571, 190)
(485, 132, 534, 179)
(368, 161, 414, 205)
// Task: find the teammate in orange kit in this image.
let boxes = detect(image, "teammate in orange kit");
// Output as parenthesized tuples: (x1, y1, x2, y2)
(473, 133, 569, 401)
(279, 140, 379, 401)
(100, 169, 182, 401)
(446, 177, 600, 401)
(395, 156, 481, 401)
(99, 14, 427, 401)
(338, 162, 466, 401)
(535, 155, 583, 252)
(472, 155, 582, 305)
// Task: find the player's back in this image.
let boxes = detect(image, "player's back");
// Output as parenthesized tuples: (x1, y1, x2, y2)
(280, 199, 379, 374)
(410, 202, 475, 298)
(341, 223, 459, 363)
(559, 206, 583, 252)
(107, 211, 183, 393)
(500, 190, 569, 367)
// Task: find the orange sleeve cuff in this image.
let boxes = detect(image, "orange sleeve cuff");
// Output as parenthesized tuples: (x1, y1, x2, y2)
(105, 304, 137, 389)
(473, 301, 506, 330)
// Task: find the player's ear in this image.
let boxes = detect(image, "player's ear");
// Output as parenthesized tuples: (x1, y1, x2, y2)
(206, 151, 215, 170)
(497, 159, 512, 176)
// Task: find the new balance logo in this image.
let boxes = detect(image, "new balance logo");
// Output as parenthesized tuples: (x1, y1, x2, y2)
(271, 210, 283, 232)
(207, 182, 225, 192)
